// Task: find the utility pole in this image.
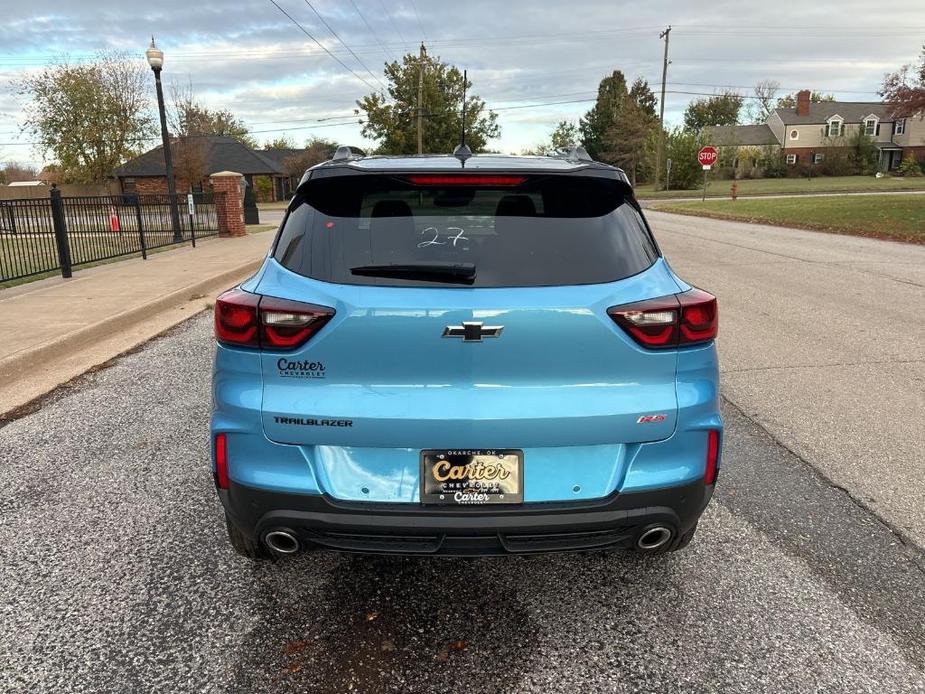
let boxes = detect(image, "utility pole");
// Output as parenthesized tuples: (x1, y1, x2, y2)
(653, 26, 671, 191)
(416, 43, 426, 154)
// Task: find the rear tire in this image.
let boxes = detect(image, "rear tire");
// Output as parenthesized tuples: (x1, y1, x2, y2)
(671, 523, 698, 552)
(224, 512, 273, 561)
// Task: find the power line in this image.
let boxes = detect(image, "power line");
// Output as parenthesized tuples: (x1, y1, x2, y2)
(0, 118, 367, 147)
(408, 0, 428, 43)
(302, 0, 387, 92)
(1, 82, 891, 143)
(377, 0, 413, 55)
(349, 0, 399, 65)
(1, 23, 923, 65)
(266, 0, 379, 91)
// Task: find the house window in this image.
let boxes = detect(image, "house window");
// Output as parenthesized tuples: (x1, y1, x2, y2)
(827, 119, 843, 137)
(864, 118, 878, 136)
(786, 154, 798, 165)
(123, 178, 136, 193)
(895, 118, 906, 136)
(813, 153, 825, 165)
(789, 129, 799, 140)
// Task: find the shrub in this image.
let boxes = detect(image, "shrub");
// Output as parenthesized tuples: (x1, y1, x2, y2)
(760, 150, 788, 178)
(819, 149, 852, 177)
(663, 127, 704, 190)
(847, 130, 878, 175)
(253, 175, 274, 202)
(897, 153, 924, 177)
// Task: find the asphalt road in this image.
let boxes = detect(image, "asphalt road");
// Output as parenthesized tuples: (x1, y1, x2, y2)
(1, 216, 924, 693)
(649, 210, 925, 548)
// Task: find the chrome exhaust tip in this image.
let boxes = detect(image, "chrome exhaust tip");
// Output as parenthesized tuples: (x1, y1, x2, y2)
(264, 529, 301, 555)
(635, 525, 674, 552)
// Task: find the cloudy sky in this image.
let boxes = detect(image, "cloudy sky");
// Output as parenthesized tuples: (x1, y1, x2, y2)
(1, 0, 923, 166)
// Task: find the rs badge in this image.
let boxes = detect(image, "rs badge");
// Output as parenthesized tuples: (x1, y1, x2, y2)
(637, 414, 667, 423)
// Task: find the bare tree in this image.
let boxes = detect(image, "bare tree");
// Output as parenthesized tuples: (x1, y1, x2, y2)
(0, 162, 38, 184)
(172, 138, 209, 192)
(749, 79, 780, 124)
(167, 82, 211, 189)
(281, 138, 338, 179)
(169, 81, 255, 147)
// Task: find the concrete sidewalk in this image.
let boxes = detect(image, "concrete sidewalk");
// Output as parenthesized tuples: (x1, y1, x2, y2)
(0, 233, 271, 417)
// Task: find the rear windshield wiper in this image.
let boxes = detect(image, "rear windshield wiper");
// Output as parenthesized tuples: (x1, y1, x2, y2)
(350, 262, 477, 284)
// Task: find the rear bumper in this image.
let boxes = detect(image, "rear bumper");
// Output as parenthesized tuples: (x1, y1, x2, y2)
(220, 478, 713, 556)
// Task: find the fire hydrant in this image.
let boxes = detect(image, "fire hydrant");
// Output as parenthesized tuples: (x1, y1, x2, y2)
(730, 182, 738, 201)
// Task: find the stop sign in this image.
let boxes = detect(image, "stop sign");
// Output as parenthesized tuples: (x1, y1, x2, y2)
(698, 146, 718, 168)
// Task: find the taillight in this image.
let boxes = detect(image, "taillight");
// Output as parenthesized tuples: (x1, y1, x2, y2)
(215, 288, 259, 347)
(214, 432, 229, 489)
(259, 296, 334, 349)
(678, 288, 718, 344)
(405, 174, 527, 186)
(608, 288, 717, 349)
(607, 295, 680, 348)
(705, 430, 720, 485)
(214, 289, 334, 350)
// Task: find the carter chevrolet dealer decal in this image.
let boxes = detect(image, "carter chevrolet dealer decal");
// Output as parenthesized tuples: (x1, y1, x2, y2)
(277, 358, 326, 379)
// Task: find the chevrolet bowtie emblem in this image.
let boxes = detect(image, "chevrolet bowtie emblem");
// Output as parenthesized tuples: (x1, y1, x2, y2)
(442, 321, 504, 342)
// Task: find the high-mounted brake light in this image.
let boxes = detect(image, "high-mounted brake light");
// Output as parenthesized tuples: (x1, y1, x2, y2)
(406, 174, 527, 186)
(214, 289, 334, 350)
(214, 433, 229, 490)
(705, 430, 720, 485)
(608, 288, 717, 349)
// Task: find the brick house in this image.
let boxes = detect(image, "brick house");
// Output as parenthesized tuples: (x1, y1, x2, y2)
(113, 136, 302, 201)
(705, 90, 924, 171)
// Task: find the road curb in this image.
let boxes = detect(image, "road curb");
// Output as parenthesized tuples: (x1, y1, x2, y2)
(0, 259, 260, 417)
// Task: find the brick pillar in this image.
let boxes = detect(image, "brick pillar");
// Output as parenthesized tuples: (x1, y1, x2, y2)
(210, 171, 246, 237)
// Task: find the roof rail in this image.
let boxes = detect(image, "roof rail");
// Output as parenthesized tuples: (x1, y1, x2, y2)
(547, 144, 594, 163)
(331, 145, 366, 161)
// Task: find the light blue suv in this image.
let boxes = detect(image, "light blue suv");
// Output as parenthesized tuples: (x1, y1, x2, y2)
(211, 146, 721, 559)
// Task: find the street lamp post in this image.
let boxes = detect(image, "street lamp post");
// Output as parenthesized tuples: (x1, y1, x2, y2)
(145, 37, 182, 243)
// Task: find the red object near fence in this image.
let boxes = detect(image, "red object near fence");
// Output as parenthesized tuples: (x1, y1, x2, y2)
(109, 206, 120, 232)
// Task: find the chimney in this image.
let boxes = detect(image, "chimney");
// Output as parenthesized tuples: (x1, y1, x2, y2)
(796, 89, 811, 117)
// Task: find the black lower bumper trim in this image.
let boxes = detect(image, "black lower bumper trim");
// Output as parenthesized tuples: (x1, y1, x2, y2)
(221, 479, 713, 556)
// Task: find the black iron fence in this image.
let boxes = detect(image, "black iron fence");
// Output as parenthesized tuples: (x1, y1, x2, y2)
(0, 190, 219, 283)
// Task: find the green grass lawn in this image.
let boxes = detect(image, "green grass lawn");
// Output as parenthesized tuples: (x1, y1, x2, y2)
(652, 194, 925, 243)
(636, 175, 925, 199)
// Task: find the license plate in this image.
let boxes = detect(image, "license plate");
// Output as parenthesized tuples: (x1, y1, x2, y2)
(420, 449, 523, 505)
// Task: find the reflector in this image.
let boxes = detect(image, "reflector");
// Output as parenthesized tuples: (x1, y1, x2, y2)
(215, 433, 229, 490)
(705, 430, 720, 485)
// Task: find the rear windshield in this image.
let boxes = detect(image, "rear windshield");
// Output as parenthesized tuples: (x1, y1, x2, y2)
(273, 174, 658, 287)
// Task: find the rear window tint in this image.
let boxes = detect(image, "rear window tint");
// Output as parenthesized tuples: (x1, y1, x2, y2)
(273, 174, 658, 287)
